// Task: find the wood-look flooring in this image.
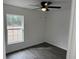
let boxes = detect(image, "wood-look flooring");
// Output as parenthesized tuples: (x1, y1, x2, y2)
(6, 43, 66, 59)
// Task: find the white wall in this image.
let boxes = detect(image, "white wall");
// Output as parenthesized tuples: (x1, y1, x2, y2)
(4, 4, 46, 53)
(45, 6, 71, 50)
(45, 0, 72, 50)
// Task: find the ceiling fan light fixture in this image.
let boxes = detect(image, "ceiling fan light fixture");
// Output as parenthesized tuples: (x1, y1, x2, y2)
(41, 8, 47, 11)
(45, 3, 48, 6)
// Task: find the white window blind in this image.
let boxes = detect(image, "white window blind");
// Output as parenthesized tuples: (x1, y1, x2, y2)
(6, 14, 24, 44)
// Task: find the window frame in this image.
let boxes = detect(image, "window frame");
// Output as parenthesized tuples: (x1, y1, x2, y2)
(6, 14, 24, 45)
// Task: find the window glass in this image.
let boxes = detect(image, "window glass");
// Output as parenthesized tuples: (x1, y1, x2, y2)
(6, 14, 24, 44)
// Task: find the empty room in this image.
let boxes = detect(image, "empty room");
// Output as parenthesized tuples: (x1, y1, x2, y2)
(3, 0, 75, 59)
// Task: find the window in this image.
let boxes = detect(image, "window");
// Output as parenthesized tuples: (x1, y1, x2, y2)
(6, 14, 24, 44)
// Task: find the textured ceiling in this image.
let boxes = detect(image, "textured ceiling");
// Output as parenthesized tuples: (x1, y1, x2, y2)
(3, 0, 71, 9)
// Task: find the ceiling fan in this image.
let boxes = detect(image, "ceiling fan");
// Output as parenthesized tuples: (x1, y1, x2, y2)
(33, 1, 61, 12)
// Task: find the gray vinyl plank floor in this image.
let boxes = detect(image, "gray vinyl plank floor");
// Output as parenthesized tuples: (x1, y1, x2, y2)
(6, 47, 66, 59)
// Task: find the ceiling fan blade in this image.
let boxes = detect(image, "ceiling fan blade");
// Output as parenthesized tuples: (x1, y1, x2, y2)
(47, 1, 52, 5)
(48, 6, 61, 9)
(41, 1, 45, 6)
